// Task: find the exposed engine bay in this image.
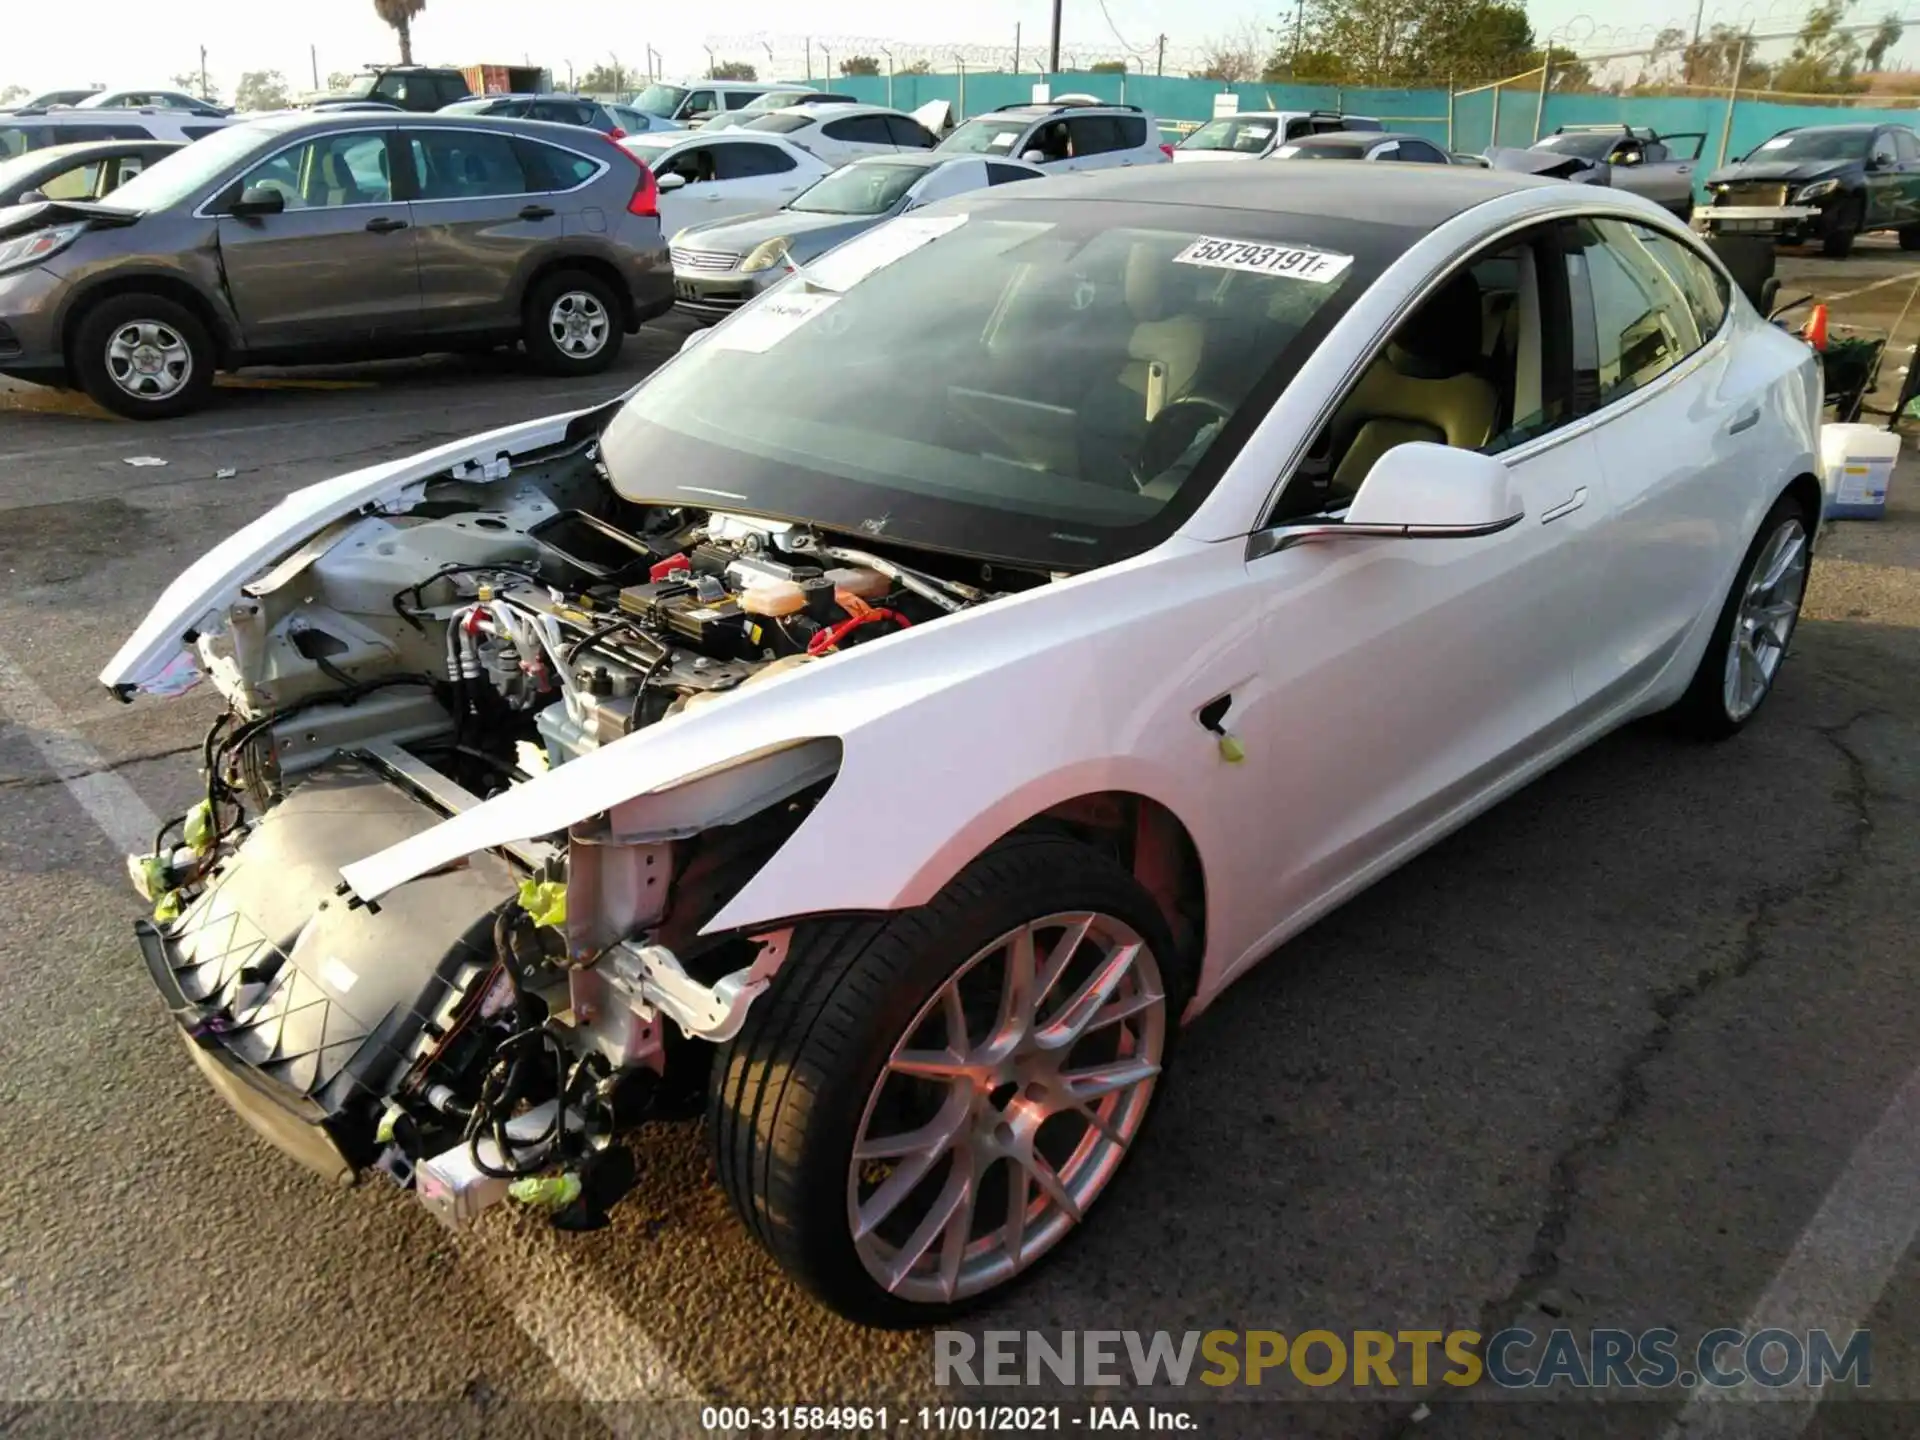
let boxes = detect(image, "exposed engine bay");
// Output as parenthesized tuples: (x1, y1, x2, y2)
(132, 429, 1045, 1229)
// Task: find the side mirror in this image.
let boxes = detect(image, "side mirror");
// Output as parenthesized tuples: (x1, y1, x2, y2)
(1021, 149, 1047, 165)
(230, 185, 286, 217)
(1344, 443, 1525, 534)
(18, 188, 48, 205)
(656, 172, 689, 191)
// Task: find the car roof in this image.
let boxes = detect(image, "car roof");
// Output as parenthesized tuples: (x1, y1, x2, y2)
(1778, 123, 1879, 135)
(762, 102, 893, 120)
(844, 151, 988, 171)
(228, 111, 617, 143)
(465, 92, 601, 103)
(2, 138, 183, 165)
(1019, 159, 1555, 224)
(1288, 131, 1433, 150)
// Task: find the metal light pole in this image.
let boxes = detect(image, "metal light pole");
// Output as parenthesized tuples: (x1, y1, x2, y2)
(704, 46, 716, 80)
(1156, 33, 1167, 77)
(805, 37, 812, 81)
(1014, 23, 1022, 74)
(1048, 0, 1063, 74)
(310, 44, 319, 91)
(764, 42, 775, 80)
(647, 47, 661, 83)
(822, 43, 833, 78)
(882, 46, 895, 107)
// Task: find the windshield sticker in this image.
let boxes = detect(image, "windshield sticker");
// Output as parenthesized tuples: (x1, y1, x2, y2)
(1759, 136, 1792, 150)
(1174, 237, 1352, 283)
(1245, 125, 1275, 140)
(707, 291, 841, 353)
(1271, 144, 1300, 158)
(989, 131, 1018, 149)
(803, 213, 968, 292)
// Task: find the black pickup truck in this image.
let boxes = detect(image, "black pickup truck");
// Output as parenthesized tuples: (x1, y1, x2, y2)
(1696, 122, 1920, 257)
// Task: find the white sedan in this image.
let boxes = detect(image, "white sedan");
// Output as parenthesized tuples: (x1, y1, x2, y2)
(618, 130, 831, 233)
(737, 102, 942, 166)
(105, 163, 1818, 1326)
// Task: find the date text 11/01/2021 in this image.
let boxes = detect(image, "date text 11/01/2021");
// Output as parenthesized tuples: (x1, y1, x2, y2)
(699, 1406, 1197, 1432)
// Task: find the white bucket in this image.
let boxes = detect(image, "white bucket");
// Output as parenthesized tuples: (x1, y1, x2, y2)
(1820, 422, 1899, 520)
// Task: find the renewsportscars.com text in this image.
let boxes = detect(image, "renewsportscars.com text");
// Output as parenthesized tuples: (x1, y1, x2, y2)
(934, 1328, 1871, 1391)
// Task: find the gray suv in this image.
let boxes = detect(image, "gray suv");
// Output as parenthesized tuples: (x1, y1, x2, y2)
(0, 112, 672, 417)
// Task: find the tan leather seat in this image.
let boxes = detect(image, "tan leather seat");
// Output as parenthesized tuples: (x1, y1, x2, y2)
(1118, 243, 1203, 415)
(317, 149, 362, 207)
(1329, 272, 1499, 493)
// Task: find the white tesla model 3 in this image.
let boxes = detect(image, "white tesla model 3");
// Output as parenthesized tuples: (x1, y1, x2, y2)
(104, 163, 1820, 1325)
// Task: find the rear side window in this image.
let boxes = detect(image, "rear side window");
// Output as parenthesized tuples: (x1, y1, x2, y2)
(722, 92, 760, 110)
(884, 115, 936, 148)
(747, 113, 813, 135)
(1896, 129, 1920, 161)
(409, 129, 531, 199)
(61, 124, 155, 142)
(1115, 115, 1147, 148)
(1562, 217, 1705, 409)
(531, 100, 594, 126)
(181, 125, 226, 140)
(715, 142, 796, 178)
(513, 137, 601, 190)
(435, 75, 471, 105)
(985, 161, 1036, 184)
(1397, 139, 1448, 164)
(823, 115, 895, 146)
(1634, 224, 1731, 339)
(1066, 115, 1125, 155)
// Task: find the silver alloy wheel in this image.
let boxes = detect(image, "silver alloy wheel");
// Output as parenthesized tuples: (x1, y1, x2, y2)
(1724, 516, 1809, 722)
(548, 291, 610, 358)
(105, 321, 192, 401)
(847, 911, 1167, 1305)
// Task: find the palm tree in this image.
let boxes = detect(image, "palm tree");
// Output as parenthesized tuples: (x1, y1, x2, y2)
(374, 0, 427, 64)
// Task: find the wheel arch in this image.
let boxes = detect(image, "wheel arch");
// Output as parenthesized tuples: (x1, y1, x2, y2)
(60, 273, 235, 368)
(1783, 469, 1824, 538)
(520, 251, 633, 328)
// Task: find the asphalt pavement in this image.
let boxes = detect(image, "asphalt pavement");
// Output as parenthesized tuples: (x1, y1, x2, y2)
(2, 253, 1920, 1440)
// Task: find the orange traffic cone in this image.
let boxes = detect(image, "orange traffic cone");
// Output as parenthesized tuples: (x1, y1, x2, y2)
(1802, 303, 1830, 352)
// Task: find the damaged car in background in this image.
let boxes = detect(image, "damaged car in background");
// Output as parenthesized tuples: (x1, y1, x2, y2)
(105, 164, 1821, 1325)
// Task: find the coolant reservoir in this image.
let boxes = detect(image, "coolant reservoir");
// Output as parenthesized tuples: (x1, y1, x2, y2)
(739, 580, 807, 617)
(825, 566, 888, 602)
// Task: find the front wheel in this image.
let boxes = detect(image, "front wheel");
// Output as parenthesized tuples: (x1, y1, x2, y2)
(1667, 492, 1812, 740)
(71, 293, 216, 419)
(1821, 199, 1861, 258)
(522, 269, 624, 375)
(709, 835, 1187, 1325)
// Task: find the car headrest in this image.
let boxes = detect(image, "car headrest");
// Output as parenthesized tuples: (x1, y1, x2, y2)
(1389, 270, 1483, 378)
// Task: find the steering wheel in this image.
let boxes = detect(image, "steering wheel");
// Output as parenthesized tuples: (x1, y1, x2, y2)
(1130, 393, 1234, 491)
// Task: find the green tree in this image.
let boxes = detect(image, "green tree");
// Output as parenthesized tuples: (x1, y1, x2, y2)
(901, 59, 933, 76)
(1418, 0, 1535, 85)
(840, 55, 881, 76)
(1194, 22, 1269, 82)
(234, 70, 292, 111)
(709, 60, 757, 81)
(1090, 60, 1127, 74)
(578, 61, 632, 93)
(169, 70, 220, 103)
(0, 83, 26, 106)
(327, 71, 355, 90)
(373, 0, 426, 65)
(1865, 13, 1904, 70)
(1774, 0, 1868, 93)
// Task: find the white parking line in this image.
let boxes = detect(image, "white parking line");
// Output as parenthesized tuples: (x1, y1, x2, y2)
(1823, 270, 1920, 305)
(0, 644, 701, 1413)
(1663, 1061, 1920, 1437)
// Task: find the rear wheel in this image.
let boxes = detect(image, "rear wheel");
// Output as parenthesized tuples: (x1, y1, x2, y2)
(709, 835, 1186, 1325)
(1821, 199, 1861, 258)
(522, 269, 624, 375)
(1667, 492, 1812, 740)
(71, 293, 215, 419)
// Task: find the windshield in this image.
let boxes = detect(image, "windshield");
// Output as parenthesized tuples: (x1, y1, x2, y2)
(742, 91, 817, 113)
(1744, 129, 1872, 161)
(790, 163, 925, 215)
(939, 117, 1033, 155)
(341, 73, 382, 98)
(621, 136, 678, 165)
(437, 98, 495, 115)
(0, 147, 72, 191)
(744, 113, 815, 135)
(601, 200, 1396, 569)
(99, 122, 269, 211)
(1281, 141, 1366, 160)
(632, 84, 689, 118)
(1179, 117, 1279, 154)
(1534, 132, 1620, 159)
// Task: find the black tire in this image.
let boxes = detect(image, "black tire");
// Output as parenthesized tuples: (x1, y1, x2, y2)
(709, 833, 1190, 1326)
(1666, 491, 1813, 741)
(70, 292, 216, 419)
(1821, 200, 1861, 258)
(1900, 226, 1920, 252)
(522, 269, 624, 375)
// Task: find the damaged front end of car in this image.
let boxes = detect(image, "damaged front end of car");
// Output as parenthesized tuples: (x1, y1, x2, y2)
(106, 399, 999, 1230)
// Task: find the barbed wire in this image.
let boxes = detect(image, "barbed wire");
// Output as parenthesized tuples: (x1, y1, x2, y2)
(698, 32, 1212, 78)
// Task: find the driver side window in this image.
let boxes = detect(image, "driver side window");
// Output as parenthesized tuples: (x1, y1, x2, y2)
(1272, 224, 1572, 523)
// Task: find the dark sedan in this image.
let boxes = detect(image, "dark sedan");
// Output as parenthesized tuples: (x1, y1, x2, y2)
(0, 111, 672, 417)
(439, 93, 639, 138)
(670, 151, 1040, 320)
(1268, 130, 1455, 164)
(0, 138, 183, 207)
(1697, 123, 1920, 257)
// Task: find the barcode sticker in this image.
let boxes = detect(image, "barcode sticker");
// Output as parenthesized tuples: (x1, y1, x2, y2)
(1173, 237, 1353, 283)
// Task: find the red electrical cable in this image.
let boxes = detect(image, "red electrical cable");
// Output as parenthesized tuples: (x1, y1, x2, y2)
(806, 607, 910, 656)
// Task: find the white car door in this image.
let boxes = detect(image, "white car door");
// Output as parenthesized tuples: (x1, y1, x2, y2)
(1226, 228, 1604, 961)
(1557, 216, 1757, 712)
(1065, 114, 1136, 171)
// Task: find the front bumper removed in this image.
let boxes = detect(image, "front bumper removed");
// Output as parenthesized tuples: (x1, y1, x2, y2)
(1694, 203, 1823, 241)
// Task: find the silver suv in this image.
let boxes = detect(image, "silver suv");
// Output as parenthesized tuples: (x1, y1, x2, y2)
(937, 101, 1170, 170)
